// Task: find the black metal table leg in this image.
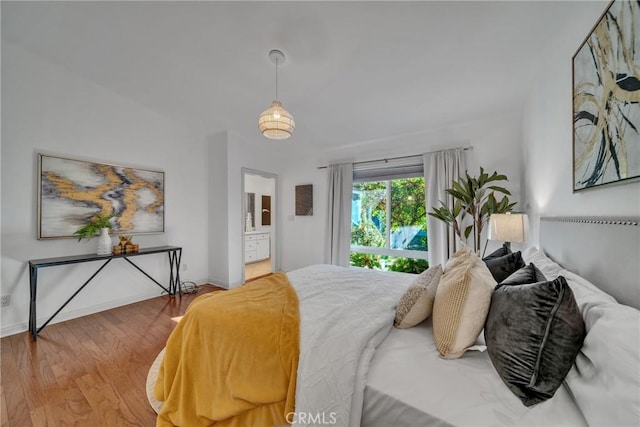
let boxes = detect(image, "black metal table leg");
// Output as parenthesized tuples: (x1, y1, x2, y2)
(122, 258, 172, 295)
(176, 248, 182, 295)
(35, 259, 113, 337)
(29, 264, 37, 340)
(167, 249, 182, 296)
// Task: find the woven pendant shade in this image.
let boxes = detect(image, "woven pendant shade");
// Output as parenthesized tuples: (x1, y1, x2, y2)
(258, 100, 295, 140)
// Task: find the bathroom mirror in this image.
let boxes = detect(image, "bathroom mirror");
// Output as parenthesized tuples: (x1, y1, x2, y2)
(245, 192, 255, 230)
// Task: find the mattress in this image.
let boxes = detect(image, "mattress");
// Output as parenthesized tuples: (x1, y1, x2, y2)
(362, 319, 588, 427)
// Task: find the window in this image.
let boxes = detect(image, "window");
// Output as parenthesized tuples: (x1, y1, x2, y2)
(350, 176, 428, 272)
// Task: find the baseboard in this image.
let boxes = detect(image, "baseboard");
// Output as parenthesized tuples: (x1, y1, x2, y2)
(1, 289, 164, 338)
(207, 276, 230, 289)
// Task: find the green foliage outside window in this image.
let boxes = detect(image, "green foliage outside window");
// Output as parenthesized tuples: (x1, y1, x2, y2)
(387, 257, 429, 274)
(351, 177, 428, 273)
(353, 178, 426, 236)
(351, 215, 385, 248)
(349, 252, 383, 270)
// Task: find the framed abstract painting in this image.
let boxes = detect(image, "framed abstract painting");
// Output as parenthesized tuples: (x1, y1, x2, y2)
(38, 154, 165, 239)
(572, 0, 640, 191)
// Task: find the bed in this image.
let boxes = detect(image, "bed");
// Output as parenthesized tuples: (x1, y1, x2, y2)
(149, 216, 640, 426)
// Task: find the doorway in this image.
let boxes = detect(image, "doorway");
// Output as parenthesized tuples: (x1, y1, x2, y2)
(242, 168, 277, 282)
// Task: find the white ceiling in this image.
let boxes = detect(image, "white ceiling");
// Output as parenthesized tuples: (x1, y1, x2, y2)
(2, 1, 583, 151)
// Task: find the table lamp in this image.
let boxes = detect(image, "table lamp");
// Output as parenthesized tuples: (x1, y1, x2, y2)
(488, 212, 528, 250)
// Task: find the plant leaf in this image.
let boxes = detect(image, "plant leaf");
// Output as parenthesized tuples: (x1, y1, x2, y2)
(464, 225, 473, 239)
(487, 185, 511, 195)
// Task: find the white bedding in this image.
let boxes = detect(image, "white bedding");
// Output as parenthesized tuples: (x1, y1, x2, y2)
(362, 320, 587, 427)
(287, 255, 639, 427)
(287, 264, 413, 427)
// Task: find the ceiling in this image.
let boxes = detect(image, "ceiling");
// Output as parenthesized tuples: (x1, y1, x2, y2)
(2, 1, 582, 152)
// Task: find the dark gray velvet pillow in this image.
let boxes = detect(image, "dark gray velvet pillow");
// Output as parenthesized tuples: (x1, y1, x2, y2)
(484, 276, 586, 407)
(500, 263, 546, 286)
(484, 243, 511, 260)
(483, 251, 526, 283)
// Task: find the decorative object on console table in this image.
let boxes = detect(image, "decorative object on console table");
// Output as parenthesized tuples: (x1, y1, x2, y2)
(572, 0, 640, 191)
(113, 235, 139, 255)
(72, 213, 116, 255)
(38, 154, 164, 239)
(295, 184, 313, 216)
(97, 228, 112, 255)
(488, 212, 528, 252)
(428, 168, 516, 253)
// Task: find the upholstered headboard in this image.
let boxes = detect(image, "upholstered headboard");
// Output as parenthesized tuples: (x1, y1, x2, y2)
(540, 217, 640, 309)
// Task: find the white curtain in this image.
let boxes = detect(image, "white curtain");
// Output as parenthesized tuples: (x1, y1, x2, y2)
(424, 148, 467, 267)
(324, 163, 353, 267)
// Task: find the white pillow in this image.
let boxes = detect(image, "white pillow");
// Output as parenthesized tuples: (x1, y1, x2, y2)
(521, 246, 563, 280)
(563, 270, 617, 309)
(565, 300, 640, 426)
(523, 247, 617, 307)
(394, 265, 443, 328)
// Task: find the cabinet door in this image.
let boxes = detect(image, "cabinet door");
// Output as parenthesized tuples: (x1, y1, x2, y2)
(255, 237, 270, 260)
(245, 250, 257, 263)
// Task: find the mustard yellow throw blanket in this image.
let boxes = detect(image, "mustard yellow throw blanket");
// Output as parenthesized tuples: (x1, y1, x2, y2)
(154, 273, 300, 427)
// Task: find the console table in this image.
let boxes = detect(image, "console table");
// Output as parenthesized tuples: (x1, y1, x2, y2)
(28, 245, 182, 341)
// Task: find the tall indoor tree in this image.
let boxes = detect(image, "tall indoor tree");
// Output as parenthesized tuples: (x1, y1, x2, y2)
(428, 168, 516, 253)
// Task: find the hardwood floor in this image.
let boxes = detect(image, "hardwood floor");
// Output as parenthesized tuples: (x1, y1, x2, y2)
(0, 285, 223, 426)
(245, 258, 272, 281)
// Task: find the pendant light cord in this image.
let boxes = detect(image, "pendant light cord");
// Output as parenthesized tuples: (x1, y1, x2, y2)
(275, 57, 279, 100)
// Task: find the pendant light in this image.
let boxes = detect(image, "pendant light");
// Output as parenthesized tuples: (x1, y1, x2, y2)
(258, 49, 295, 140)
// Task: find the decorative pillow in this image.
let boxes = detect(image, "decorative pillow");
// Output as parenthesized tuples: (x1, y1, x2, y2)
(484, 276, 586, 406)
(483, 243, 512, 260)
(565, 300, 640, 426)
(500, 263, 546, 286)
(483, 251, 526, 283)
(394, 265, 443, 328)
(433, 246, 496, 359)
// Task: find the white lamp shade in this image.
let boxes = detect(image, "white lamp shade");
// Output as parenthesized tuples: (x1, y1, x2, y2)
(488, 213, 528, 243)
(258, 100, 295, 140)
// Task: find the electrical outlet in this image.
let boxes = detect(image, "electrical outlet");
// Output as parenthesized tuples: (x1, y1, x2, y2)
(1, 295, 10, 307)
(181, 263, 187, 272)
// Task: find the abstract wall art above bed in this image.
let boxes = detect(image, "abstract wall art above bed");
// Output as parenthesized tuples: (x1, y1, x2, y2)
(572, 0, 640, 191)
(37, 154, 165, 239)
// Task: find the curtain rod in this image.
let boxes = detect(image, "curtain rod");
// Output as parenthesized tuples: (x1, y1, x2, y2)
(316, 146, 473, 170)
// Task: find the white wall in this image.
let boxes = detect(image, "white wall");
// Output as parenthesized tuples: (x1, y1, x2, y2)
(1, 41, 210, 336)
(207, 131, 284, 288)
(522, 1, 640, 245)
(279, 113, 524, 271)
(280, 162, 327, 272)
(207, 132, 230, 287)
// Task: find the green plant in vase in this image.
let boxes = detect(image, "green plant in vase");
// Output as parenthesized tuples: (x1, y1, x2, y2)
(428, 167, 516, 254)
(73, 213, 117, 255)
(73, 213, 116, 240)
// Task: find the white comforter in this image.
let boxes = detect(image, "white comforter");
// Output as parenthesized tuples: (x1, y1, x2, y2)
(287, 265, 413, 427)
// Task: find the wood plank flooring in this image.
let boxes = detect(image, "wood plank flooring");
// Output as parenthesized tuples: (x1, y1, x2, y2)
(0, 285, 223, 426)
(245, 258, 272, 281)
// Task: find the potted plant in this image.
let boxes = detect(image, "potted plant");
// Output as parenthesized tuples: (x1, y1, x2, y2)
(73, 213, 117, 255)
(428, 168, 516, 254)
